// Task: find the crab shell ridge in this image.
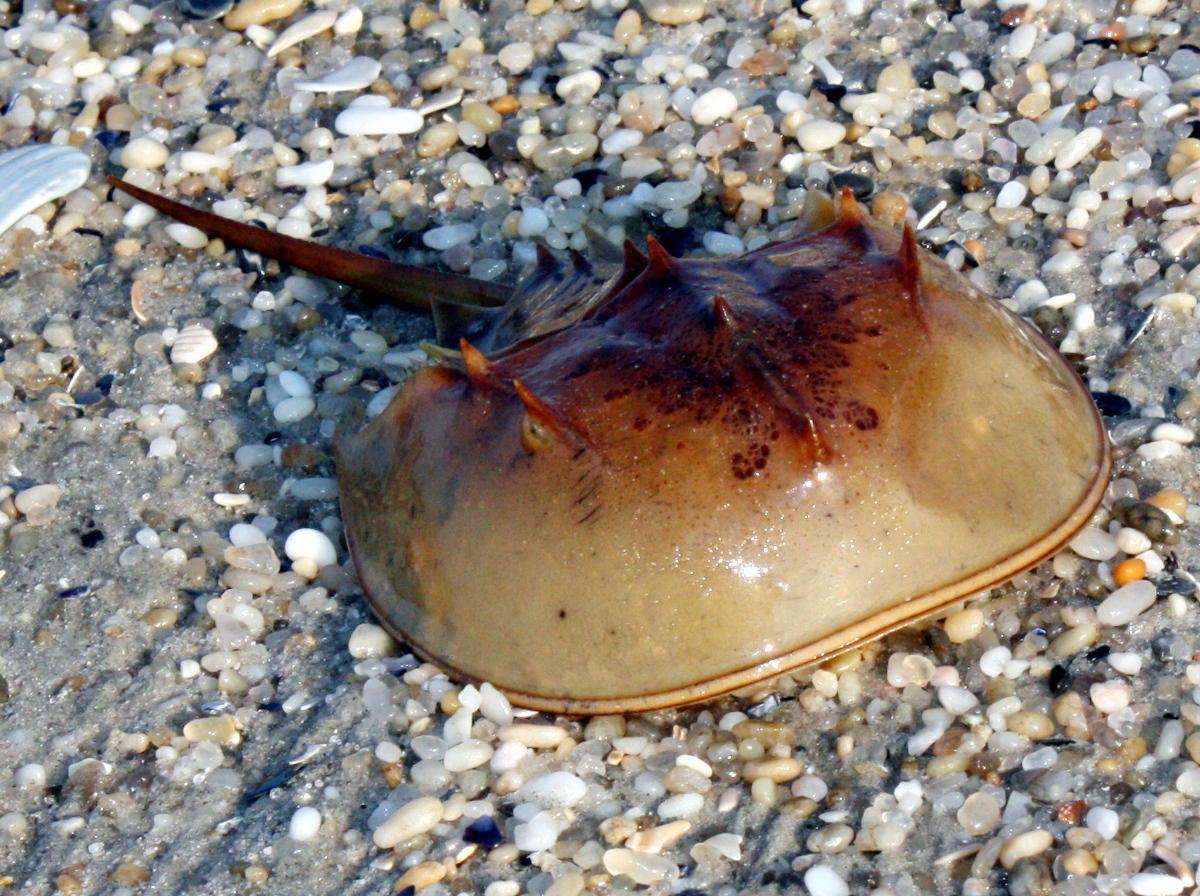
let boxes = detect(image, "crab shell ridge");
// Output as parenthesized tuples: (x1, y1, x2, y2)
(337, 191, 1110, 714)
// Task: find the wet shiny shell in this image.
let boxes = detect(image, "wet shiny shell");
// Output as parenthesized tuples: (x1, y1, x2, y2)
(339, 191, 1110, 714)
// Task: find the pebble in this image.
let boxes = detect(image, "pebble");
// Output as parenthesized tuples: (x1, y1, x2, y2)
(531, 134, 600, 171)
(514, 812, 559, 851)
(443, 739, 493, 772)
(373, 796, 444, 849)
(121, 138, 169, 169)
(334, 107, 424, 136)
(1096, 579, 1158, 625)
(642, 0, 706, 24)
(602, 849, 680, 885)
(803, 864, 850, 896)
(1130, 874, 1185, 896)
(288, 806, 321, 841)
(273, 397, 315, 423)
(691, 88, 738, 125)
(166, 224, 208, 250)
(1175, 768, 1200, 797)
(517, 772, 588, 808)
(1000, 830, 1054, 869)
(796, 121, 847, 152)
(1069, 527, 1119, 560)
(423, 224, 478, 250)
(957, 792, 1001, 835)
(1090, 680, 1132, 714)
(497, 43, 534, 73)
(276, 160, 334, 188)
(284, 528, 337, 567)
(348, 624, 396, 659)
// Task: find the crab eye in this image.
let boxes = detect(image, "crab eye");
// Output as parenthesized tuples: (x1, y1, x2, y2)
(520, 410, 554, 452)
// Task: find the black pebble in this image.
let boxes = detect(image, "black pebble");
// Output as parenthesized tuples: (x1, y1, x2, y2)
(812, 81, 846, 102)
(80, 529, 104, 549)
(829, 172, 875, 200)
(1091, 392, 1131, 416)
(463, 816, 502, 848)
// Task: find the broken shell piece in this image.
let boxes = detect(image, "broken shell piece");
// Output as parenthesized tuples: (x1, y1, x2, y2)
(170, 324, 219, 364)
(0, 145, 91, 238)
(292, 56, 382, 92)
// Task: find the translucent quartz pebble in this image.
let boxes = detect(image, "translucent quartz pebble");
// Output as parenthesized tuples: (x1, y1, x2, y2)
(1096, 580, 1157, 625)
(602, 849, 681, 885)
(0, 145, 91, 237)
(293, 56, 383, 92)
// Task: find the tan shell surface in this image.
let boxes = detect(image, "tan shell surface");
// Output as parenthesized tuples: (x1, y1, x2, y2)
(338, 197, 1110, 714)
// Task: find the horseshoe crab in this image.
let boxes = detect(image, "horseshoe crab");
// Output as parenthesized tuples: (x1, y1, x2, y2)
(112, 179, 1110, 714)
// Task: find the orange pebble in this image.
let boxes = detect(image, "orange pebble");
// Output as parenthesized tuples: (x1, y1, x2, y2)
(1146, 488, 1188, 520)
(1113, 558, 1147, 586)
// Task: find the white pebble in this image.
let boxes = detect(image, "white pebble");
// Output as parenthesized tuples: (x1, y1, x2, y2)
(276, 159, 334, 188)
(423, 223, 477, 250)
(288, 806, 321, 841)
(1085, 806, 1119, 839)
(278, 370, 313, 398)
(1107, 651, 1143, 675)
(165, 223, 207, 249)
(796, 120, 846, 152)
(334, 106, 424, 136)
(443, 739, 494, 772)
(657, 792, 704, 819)
(13, 764, 46, 789)
(1096, 579, 1157, 626)
(1115, 527, 1152, 555)
(804, 864, 850, 896)
(273, 397, 316, 423)
(602, 849, 680, 885)
(1054, 127, 1103, 170)
(348, 623, 396, 658)
(1069, 527, 1119, 561)
(517, 772, 587, 808)
(995, 181, 1028, 209)
(979, 646, 1013, 677)
(514, 811, 559, 851)
(497, 42, 534, 73)
(1130, 873, 1185, 896)
(284, 528, 338, 567)
(1089, 680, 1132, 714)
(373, 796, 443, 848)
(1151, 422, 1194, 443)
(268, 10, 338, 57)
(148, 436, 177, 458)
(690, 88, 738, 125)
(937, 686, 979, 715)
(120, 137, 169, 169)
(518, 208, 549, 238)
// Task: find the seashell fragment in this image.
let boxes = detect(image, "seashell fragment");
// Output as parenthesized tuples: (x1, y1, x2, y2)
(0, 145, 91, 238)
(292, 56, 382, 92)
(267, 10, 338, 57)
(170, 324, 220, 365)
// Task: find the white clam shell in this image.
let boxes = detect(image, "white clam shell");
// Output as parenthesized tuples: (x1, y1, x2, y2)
(0, 144, 91, 237)
(170, 324, 219, 364)
(293, 56, 382, 92)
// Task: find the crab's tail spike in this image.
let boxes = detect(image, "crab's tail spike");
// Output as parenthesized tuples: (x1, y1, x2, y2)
(645, 235, 675, 276)
(459, 339, 494, 387)
(788, 189, 836, 238)
(712, 294, 737, 328)
(512, 379, 584, 452)
(898, 220, 923, 308)
(105, 176, 512, 310)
